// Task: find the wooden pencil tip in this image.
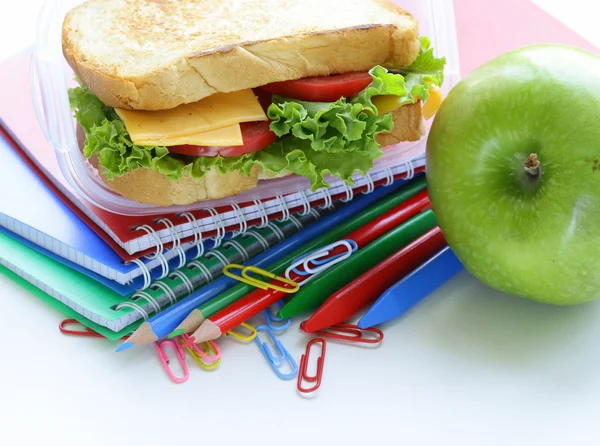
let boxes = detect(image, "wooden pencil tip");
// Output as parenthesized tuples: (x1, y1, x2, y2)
(124, 321, 158, 347)
(190, 319, 222, 344)
(172, 310, 205, 336)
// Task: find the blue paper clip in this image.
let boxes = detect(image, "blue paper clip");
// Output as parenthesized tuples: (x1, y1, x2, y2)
(254, 325, 298, 380)
(290, 239, 358, 276)
(263, 301, 292, 332)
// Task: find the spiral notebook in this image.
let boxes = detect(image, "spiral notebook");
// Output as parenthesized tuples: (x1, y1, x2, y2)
(0, 132, 200, 291)
(0, 51, 426, 260)
(0, 208, 322, 339)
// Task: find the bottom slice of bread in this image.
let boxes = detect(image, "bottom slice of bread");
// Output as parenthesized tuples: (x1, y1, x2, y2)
(92, 103, 425, 206)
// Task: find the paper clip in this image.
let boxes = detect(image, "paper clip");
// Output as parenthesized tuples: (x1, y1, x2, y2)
(226, 322, 258, 342)
(59, 319, 104, 338)
(179, 334, 221, 361)
(300, 322, 384, 345)
(285, 240, 354, 285)
(289, 240, 356, 277)
(59, 319, 129, 340)
(263, 301, 291, 332)
(154, 340, 189, 384)
(297, 338, 326, 394)
(179, 335, 222, 370)
(306, 240, 359, 267)
(194, 342, 222, 370)
(254, 325, 298, 380)
(223, 264, 299, 293)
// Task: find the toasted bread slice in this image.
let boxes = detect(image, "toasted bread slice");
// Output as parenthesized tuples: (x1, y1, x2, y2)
(87, 104, 424, 206)
(62, 0, 421, 111)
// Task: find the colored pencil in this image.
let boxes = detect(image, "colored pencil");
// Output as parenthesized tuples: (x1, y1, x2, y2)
(302, 226, 447, 333)
(118, 175, 422, 350)
(357, 246, 463, 329)
(188, 197, 434, 343)
(167, 175, 428, 339)
(277, 209, 438, 319)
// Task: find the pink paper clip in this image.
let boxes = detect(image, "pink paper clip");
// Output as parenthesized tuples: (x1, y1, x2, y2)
(154, 340, 189, 384)
(179, 334, 221, 362)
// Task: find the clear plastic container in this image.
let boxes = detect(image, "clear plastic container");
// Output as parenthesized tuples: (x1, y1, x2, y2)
(31, 0, 461, 216)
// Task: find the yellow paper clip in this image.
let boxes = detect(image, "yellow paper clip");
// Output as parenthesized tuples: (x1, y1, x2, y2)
(223, 264, 299, 294)
(188, 342, 222, 371)
(226, 322, 258, 342)
(178, 335, 222, 371)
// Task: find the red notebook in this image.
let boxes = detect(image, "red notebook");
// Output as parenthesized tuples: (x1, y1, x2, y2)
(0, 0, 596, 261)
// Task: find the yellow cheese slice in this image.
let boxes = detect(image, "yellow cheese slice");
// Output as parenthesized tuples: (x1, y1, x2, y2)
(115, 89, 267, 144)
(372, 86, 444, 119)
(135, 124, 243, 147)
(423, 86, 443, 120)
(371, 95, 403, 116)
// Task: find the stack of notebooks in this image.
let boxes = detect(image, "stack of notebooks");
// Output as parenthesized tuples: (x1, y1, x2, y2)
(0, 49, 425, 341)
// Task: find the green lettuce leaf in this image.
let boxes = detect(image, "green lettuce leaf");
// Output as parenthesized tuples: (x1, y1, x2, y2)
(390, 36, 447, 105)
(69, 36, 445, 191)
(350, 65, 410, 112)
(263, 93, 393, 189)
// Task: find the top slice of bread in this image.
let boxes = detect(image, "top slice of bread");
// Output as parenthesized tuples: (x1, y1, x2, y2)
(62, 0, 421, 111)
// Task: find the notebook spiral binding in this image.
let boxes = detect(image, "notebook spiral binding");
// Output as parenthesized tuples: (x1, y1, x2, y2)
(112, 205, 329, 328)
(124, 158, 419, 301)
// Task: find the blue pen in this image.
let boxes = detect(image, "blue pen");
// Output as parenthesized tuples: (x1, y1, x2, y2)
(357, 247, 464, 329)
(118, 176, 416, 351)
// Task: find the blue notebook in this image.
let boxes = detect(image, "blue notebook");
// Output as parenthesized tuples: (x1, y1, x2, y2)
(0, 134, 201, 292)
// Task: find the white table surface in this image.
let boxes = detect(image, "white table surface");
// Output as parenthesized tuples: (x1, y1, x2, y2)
(2, 1, 600, 445)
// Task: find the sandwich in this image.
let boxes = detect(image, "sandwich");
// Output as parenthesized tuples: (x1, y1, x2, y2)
(63, 0, 446, 206)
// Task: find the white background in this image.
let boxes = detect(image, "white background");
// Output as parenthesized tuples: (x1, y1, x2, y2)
(2, 1, 600, 445)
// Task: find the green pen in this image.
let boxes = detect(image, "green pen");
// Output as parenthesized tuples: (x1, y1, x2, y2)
(277, 209, 438, 319)
(167, 175, 428, 337)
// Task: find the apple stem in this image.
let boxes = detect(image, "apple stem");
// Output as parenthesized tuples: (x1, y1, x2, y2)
(525, 153, 541, 177)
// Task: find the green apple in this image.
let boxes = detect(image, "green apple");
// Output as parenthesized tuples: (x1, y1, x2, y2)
(426, 44, 600, 306)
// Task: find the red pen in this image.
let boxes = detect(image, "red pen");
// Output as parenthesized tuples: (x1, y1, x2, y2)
(301, 226, 447, 333)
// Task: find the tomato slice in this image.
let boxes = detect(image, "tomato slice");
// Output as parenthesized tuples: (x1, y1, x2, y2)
(260, 71, 373, 102)
(167, 121, 277, 158)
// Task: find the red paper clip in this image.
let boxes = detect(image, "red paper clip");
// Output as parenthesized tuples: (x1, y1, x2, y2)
(59, 319, 105, 338)
(300, 322, 384, 344)
(297, 338, 326, 394)
(59, 319, 129, 340)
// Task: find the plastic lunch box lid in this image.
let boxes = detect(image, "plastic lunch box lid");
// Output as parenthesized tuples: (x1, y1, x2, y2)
(30, 0, 461, 216)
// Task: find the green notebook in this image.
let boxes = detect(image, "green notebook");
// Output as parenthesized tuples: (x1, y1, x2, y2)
(0, 211, 321, 340)
(0, 264, 134, 339)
